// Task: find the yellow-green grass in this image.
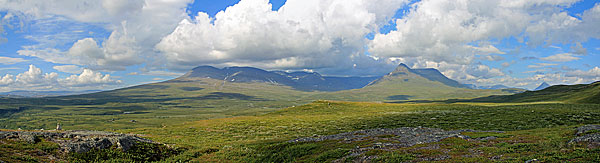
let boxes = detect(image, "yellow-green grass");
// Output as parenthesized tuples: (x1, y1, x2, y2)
(0, 77, 518, 131)
(309, 79, 515, 102)
(0, 79, 317, 130)
(0, 138, 60, 162)
(115, 101, 600, 162)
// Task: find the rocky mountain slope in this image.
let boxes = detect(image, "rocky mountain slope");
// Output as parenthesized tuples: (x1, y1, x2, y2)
(534, 82, 551, 91)
(175, 66, 379, 91)
(312, 63, 520, 101)
(367, 63, 467, 88)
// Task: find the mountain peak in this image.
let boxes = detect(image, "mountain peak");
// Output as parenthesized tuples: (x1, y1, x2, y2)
(367, 63, 469, 88)
(398, 63, 410, 69)
(176, 65, 378, 92)
(389, 63, 412, 76)
(534, 82, 551, 91)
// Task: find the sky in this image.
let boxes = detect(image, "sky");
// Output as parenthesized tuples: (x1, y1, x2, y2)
(0, 0, 599, 92)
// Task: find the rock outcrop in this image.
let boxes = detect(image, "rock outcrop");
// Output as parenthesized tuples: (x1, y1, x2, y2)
(0, 130, 153, 153)
(289, 127, 504, 162)
(290, 127, 502, 145)
(569, 125, 600, 147)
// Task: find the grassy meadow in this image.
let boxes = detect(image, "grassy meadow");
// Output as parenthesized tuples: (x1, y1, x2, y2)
(0, 79, 315, 130)
(0, 77, 515, 131)
(309, 75, 518, 102)
(115, 101, 600, 162)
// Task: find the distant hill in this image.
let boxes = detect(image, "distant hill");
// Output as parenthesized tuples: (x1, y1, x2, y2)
(19, 64, 522, 108)
(0, 63, 526, 130)
(311, 63, 520, 101)
(534, 82, 551, 91)
(174, 66, 379, 92)
(467, 81, 600, 104)
(367, 63, 468, 88)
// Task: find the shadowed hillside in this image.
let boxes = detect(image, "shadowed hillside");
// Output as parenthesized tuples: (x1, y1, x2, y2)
(467, 81, 600, 104)
(176, 66, 378, 91)
(312, 63, 522, 101)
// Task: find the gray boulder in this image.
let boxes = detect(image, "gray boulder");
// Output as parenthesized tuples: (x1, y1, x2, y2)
(0, 130, 153, 153)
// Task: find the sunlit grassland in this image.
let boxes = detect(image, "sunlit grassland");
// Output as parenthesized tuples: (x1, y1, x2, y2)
(118, 101, 600, 162)
(0, 79, 317, 130)
(2, 79, 599, 161)
(309, 79, 516, 102)
(0, 77, 516, 131)
(250, 126, 599, 162)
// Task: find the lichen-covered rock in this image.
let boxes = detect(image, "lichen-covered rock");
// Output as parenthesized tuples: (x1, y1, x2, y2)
(289, 127, 502, 146)
(290, 127, 504, 162)
(570, 133, 600, 143)
(19, 134, 39, 143)
(570, 125, 600, 147)
(575, 124, 600, 136)
(0, 130, 153, 153)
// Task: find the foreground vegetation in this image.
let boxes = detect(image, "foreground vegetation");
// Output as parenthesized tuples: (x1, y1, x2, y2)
(115, 101, 600, 162)
(1, 101, 599, 162)
(0, 137, 181, 162)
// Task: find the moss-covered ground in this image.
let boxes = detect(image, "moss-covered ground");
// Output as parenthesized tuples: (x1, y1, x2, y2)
(113, 101, 600, 162)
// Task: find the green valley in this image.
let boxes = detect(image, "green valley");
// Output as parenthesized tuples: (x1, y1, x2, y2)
(0, 64, 516, 130)
(0, 64, 599, 162)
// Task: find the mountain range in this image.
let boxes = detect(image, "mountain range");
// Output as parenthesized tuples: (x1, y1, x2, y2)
(313, 63, 522, 101)
(174, 66, 379, 92)
(367, 63, 468, 88)
(85, 63, 521, 102)
(172, 63, 516, 93)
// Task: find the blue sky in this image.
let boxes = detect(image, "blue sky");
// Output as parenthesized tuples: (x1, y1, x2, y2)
(0, 0, 599, 92)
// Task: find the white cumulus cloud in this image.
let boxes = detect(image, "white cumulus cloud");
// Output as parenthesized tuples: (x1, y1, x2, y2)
(565, 67, 600, 79)
(60, 69, 121, 87)
(156, 0, 408, 75)
(0, 65, 121, 92)
(15, 65, 58, 85)
(4, 0, 192, 71)
(2, 0, 600, 89)
(0, 74, 14, 85)
(367, 0, 598, 66)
